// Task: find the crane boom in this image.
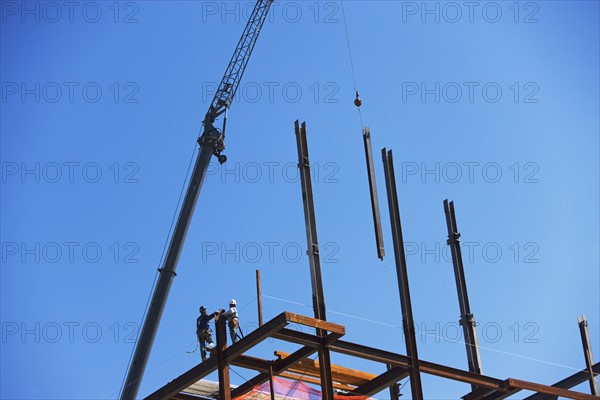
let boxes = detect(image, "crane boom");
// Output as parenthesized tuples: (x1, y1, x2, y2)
(120, 2, 273, 398)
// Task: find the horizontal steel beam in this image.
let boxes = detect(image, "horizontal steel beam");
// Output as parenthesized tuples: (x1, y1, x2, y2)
(351, 367, 409, 397)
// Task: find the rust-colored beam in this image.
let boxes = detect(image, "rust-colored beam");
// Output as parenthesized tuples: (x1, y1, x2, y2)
(145, 312, 290, 400)
(231, 354, 273, 373)
(274, 327, 342, 348)
(230, 346, 317, 399)
(216, 316, 231, 400)
(284, 312, 345, 335)
(278, 372, 356, 391)
(275, 350, 377, 386)
(145, 357, 218, 400)
(351, 367, 409, 397)
(507, 378, 598, 400)
(524, 363, 600, 400)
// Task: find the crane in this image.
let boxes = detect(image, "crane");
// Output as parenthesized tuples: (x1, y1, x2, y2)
(120, 1, 274, 398)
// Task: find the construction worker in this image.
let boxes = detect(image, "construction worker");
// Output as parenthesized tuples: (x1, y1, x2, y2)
(222, 299, 240, 344)
(196, 306, 216, 361)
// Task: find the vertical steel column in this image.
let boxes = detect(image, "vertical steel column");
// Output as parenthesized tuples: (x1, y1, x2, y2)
(443, 199, 483, 388)
(256, 269, 263, 327)
(387, 364, 401, 400)
(294, 120, 334, 400)
(363, 127, 385, 260)
(269, 365, 276, 400)
(381, 148, 423, 400)
(578, 315, 599, 395)
(216, 315, 231, 400)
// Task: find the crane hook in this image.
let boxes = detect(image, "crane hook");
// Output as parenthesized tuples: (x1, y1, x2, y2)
(354, 90, 362, 108)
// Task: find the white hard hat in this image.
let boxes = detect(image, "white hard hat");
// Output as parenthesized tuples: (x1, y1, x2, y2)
(229, 299, 237, 306)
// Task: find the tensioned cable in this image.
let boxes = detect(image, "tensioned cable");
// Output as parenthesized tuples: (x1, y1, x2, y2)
(118, 143, 200, 399)
(340, 0, 365, 129)
(262, 294, 582, 372)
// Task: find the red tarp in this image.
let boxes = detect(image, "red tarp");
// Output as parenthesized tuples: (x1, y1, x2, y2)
(235, 377, 369, 400)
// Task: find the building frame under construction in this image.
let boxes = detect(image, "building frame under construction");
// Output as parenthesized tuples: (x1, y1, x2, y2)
(143, 121, 600, 400)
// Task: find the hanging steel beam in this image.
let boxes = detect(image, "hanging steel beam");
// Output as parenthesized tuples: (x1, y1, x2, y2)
(256, 270, 263, 327)
(363, 127, 385, 260)
(578, 315, 600, 395)
(444, 199, 483, 387)
(382, 148, 424, 400)
(294, 120, 334, 400)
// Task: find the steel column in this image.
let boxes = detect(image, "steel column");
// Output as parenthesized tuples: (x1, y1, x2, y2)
(216, 316, 231, 400)
(294, 120, 334, 400)
(363, 127, 385, 260)
(444, 199, 483, 387)
(578, 315, 599, 395)
(382, 148, 424, 400)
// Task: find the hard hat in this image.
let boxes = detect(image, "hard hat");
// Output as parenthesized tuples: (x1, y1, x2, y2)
(199, 306, 207, 312)
(229, 299, 237, 306)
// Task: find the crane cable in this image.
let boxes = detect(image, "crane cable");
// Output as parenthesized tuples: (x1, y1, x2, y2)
(340, 0, 364, 129)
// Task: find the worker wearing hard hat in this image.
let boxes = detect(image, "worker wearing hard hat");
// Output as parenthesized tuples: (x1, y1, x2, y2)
(196, 305, 216, 361)
(222, 299, 241, 344)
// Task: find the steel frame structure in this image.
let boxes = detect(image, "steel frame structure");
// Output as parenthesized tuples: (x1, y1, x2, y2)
(144, 121, 599, 400)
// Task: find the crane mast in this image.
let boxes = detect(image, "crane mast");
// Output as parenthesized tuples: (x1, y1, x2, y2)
(120, 2, 273, 398)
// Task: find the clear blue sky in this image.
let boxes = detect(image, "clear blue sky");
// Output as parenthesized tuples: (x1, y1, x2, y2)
(1, 1, 599, 399)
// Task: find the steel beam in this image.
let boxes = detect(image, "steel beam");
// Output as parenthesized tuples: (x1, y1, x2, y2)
(256, 270, 263, 327)
(524, 363, 599, 400)
(579, 315, 600, 395)
(294, 120, 334, 400)
(382, 148, 423, 400)
(444, 199, 483, 387)
(362, 127, 385, 260)
(351, 367, 408, 397)
(230, 346, 317, 398)
(144, 355, 218, 400)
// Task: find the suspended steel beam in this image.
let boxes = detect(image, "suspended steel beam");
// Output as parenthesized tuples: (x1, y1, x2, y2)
(256, 269, 263, 327)
(294, 120, 334, 400)
(363, 127, 385, 260)
(578, 315, 600, 395)
(444, 199, 483, 388)
(382, 148, 423, 400)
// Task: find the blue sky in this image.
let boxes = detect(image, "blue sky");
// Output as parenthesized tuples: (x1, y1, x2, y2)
(1, 1, 599, 399)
